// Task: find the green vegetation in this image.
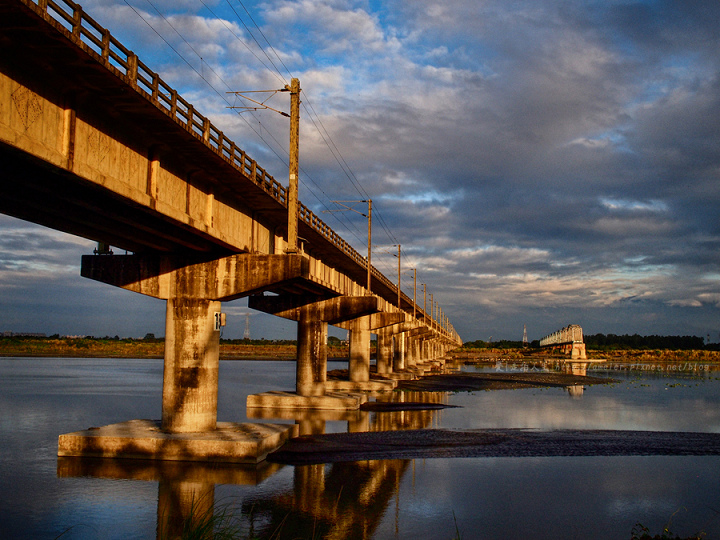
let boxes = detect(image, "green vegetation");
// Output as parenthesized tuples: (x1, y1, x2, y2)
(630, 508, 706, 540)
(585, 333, 709, 351)
(0, 335, 354, 359)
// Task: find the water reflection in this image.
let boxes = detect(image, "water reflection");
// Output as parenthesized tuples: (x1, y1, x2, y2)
(4, 358, 720, 539)
(57, 386, 448, 539)
(57, 458, 285, 539)
(244, 459, 409, 540)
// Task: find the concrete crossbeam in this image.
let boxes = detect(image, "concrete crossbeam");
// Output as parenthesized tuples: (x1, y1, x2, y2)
(334, 312, 405, 331)
(249, 294, 380, 325)
(81, 253, 310, 301)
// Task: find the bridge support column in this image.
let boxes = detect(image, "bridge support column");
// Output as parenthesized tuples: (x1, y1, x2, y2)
(571, 343, 587, 360)
(349, 317, 371, 383)
(296, 306, 328, 397)
(408, 337, 420, 369)
(393, 332, 405, 372)
(162, 298, 221, 433)
(376, 328, 393, 375)
(247, 294, 393, 404)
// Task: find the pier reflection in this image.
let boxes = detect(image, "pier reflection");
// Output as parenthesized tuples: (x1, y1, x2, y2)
(241, 390, 445, 538)
(244, 459, 409, 540)
(58, 390, 447, 539)
(57, 457, 284, 539)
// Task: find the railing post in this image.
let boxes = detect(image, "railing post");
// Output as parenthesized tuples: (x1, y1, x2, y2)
(101, 30, 110, 61)
(127, 53, 138, 85)
(186, 104, 194, 129)
(72, 6, 82, 37)
(151, 74, 159, 100)
(170, 90, 178, 117)
(202, 118, 210, 143)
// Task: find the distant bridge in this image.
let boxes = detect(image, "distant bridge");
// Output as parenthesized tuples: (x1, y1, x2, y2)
(539, 324, 586, 359)
(1, 0, 461, 461)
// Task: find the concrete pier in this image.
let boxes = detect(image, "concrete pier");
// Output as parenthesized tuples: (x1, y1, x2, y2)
(58, 253, 314, 461)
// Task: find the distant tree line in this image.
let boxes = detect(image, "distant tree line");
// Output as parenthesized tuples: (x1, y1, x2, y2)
(462, 334, 714, 351)
(584, 333, 707, 351)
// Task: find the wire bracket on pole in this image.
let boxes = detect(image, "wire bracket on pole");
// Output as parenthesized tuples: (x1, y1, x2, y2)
(226, 89, 290, 117)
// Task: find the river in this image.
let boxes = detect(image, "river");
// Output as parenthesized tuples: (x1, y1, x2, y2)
(1, 357, 719, 539)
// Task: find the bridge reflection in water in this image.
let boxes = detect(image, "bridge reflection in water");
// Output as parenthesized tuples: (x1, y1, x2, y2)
(57, 388, 448, 539)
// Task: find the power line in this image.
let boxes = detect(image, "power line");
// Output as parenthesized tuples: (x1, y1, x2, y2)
(129, 0, 405, 266)
(221, 1, 401, 249)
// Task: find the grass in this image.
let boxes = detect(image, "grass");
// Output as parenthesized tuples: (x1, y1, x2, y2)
(630, 508, 708, 540)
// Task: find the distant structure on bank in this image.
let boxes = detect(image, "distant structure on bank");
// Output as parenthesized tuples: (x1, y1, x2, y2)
(522, 325, 528, 348)
(1, 331, 46, 338)
(243, 313, 251, 340)
(539, 324, 586, 359)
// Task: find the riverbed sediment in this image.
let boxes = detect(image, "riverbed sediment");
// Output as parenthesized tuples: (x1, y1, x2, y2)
(269, 428, 720, 465)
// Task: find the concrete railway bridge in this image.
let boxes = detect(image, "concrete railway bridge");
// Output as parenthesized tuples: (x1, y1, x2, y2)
(0, 0, 461, 461)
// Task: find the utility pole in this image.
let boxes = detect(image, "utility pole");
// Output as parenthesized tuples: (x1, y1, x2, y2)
(397, 244, 401, 308)
(366, 199, 372, 294)
(430, 293, 434, 331)
(423, 284, 427, 325)
(286, 77, 300, 253)
(413, 268, 417, 319)
(226, 79, 300, 253)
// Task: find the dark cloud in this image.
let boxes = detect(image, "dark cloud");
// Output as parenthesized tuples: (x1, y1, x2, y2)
(1, 0, 719, 341)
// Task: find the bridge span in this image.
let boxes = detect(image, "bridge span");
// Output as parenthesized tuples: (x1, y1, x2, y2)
(0, 0, 461, 461)
(539, 324, 586, 359)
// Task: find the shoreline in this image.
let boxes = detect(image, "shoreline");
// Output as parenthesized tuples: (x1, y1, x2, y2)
(2, 337, 719, 363)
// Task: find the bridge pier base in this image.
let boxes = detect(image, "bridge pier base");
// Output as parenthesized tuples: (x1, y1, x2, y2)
(247, 295, 388, 408)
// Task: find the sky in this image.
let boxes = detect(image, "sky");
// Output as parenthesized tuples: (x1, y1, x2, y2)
(2, 0, 719, 343)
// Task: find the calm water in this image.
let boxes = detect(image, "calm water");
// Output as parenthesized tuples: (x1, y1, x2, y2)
(1, 357, 720, 539)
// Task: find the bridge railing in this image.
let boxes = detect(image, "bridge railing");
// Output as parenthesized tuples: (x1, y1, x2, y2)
(22, 0, 458, 339)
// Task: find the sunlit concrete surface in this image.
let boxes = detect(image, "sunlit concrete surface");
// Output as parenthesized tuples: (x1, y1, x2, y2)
(58, 419, 298, 463)
(246, 390, 367, 410)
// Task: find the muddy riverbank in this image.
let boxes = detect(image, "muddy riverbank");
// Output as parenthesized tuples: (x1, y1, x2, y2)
(268, 428, 720, 464)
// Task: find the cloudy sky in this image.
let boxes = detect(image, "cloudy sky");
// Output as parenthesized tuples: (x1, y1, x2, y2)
(2, 0, 719, 342)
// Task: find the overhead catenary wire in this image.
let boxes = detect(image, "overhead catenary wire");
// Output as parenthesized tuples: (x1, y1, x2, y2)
(225, 0, 401, 248)
(126, 0, 366, 246)
(126, 0, 413, 287)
